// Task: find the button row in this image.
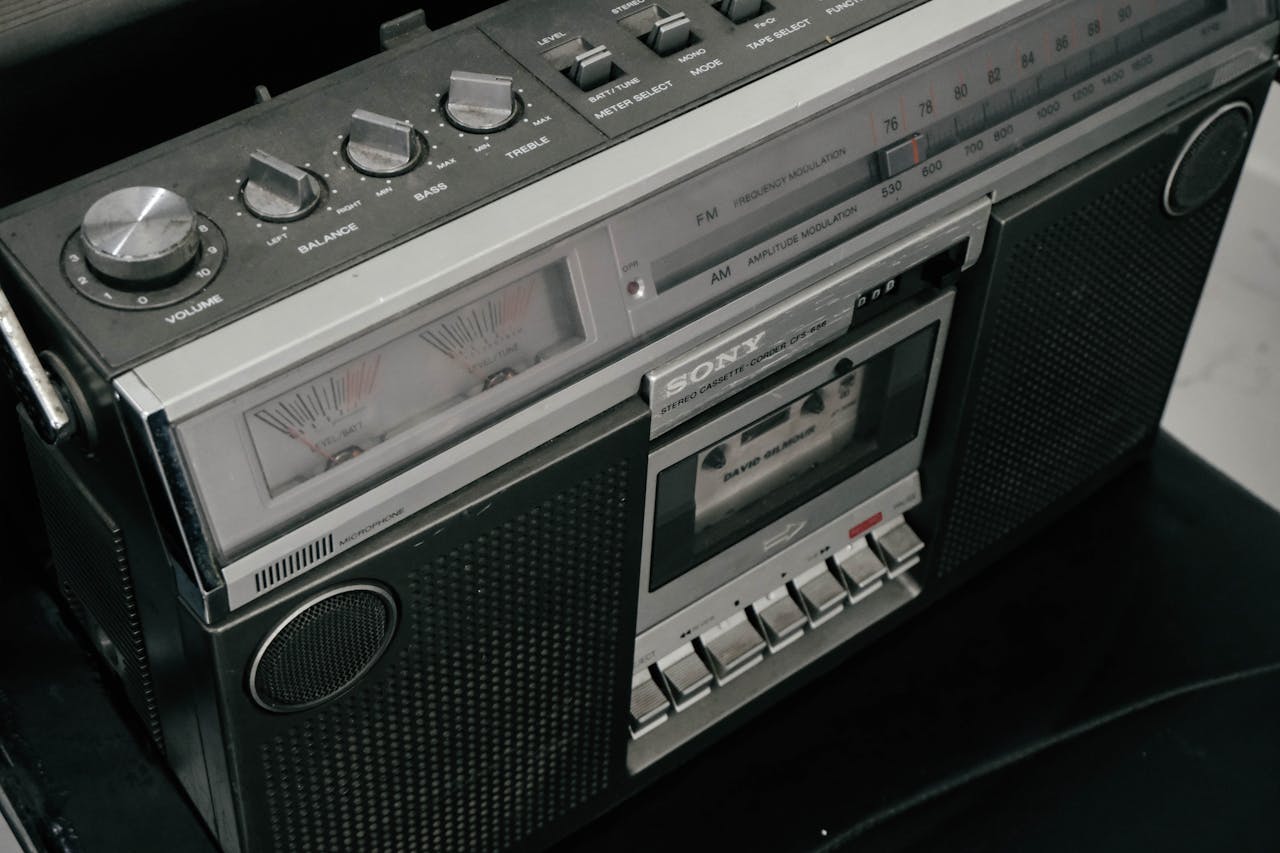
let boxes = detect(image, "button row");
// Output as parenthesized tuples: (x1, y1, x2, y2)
(630, 517, 926, 736)
(554, 1, 772, 95)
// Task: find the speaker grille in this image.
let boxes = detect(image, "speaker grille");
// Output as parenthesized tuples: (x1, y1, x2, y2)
(936, 156, 1232, 576)
(256, 459, 633, 852)
(1166, 104, 1252, 216)
(251, 586, 396, 712)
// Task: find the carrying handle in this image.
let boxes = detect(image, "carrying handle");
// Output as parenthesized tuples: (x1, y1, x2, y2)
(0, 285, 73, 445)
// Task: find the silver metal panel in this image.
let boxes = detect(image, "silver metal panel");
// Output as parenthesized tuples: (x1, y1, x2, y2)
(173, 228, 632, 561)
(132, 0, 1035, 416)
(634, 472, 923, 670)
(641, 206, 978, 436)
(637, 290, 953, 633)
(119, 6, 1277, 615)
(629, 573, 923, 773)
(114, 373, 222, 614)
(212, 203, 984, 612)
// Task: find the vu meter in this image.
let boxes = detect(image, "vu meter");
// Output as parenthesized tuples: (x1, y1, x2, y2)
(245, 261, 585, 495)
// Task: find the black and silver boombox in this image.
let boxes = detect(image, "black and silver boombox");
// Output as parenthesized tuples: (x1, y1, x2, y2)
(1, 0, 1276, 849)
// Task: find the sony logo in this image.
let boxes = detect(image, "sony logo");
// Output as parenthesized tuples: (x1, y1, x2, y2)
(664, 331, 767, 396)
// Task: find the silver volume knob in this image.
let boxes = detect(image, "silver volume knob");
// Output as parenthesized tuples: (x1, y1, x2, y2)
(346, 110, 424, 176)
(444, 70, 518, 132)
(242, 150, 323, 222)
(80, 186, 200, 286)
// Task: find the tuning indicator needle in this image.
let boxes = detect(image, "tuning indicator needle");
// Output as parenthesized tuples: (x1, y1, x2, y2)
(287, 427, 337, 464)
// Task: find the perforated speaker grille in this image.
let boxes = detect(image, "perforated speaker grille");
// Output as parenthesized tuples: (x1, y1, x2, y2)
(255, 458, 634, 852)
(251, 586, 396, 712)
(935, 152, 1233, 576)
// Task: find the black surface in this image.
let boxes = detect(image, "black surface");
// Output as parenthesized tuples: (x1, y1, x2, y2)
(0, 0, 504, 206)
(557, 432, 1280, 851)
(3, 432, 1279, 851)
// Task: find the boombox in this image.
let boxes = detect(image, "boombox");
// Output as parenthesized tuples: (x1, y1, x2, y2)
(1, 0, 1276, 849)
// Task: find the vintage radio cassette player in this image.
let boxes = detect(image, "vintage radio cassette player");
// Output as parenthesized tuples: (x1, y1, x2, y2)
(1, 0, 1276, 849)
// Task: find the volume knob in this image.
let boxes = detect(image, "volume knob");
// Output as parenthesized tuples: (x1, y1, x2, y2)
(80, 186, 201, 287)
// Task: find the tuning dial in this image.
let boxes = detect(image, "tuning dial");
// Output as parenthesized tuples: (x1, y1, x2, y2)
(78, 187, 201, 287)
(345, 110, 426, 176)
(241, 151, 324, 222)
(443, 70, 520, 133)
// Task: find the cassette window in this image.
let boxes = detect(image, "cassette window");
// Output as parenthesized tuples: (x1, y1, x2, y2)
(650, 323, 939, 591)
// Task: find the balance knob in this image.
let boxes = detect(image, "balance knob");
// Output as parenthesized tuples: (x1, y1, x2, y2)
(443, 70, 519, 133)
(241, 150, 324, 222)
(80, 186, 200, 287)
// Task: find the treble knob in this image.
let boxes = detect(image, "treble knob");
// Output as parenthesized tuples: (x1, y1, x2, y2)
(443, 70, 520, 133)
(79, 186, 201, 288)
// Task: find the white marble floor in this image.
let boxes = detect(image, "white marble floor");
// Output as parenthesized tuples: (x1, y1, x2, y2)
(1163, 82, 1280, 512)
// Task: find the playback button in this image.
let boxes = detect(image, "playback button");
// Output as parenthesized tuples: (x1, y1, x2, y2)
(792, 563, 846, 627)
(869, 519, 925, 578)
(658, 645, 714, 707)
(629, 669, 671, 736)
(833, 540, 887, 602)
(697, 612, 766, 683)
(751, 586, 807, 650)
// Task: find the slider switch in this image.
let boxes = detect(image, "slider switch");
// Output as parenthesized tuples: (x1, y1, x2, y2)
(878, 134, 927, 180)
(644, 12, 693, 56)
(569, 45, 615, 91)
(719, 0, 764, 23)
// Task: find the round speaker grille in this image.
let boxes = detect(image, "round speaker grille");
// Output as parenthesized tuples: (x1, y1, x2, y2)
(1164, 102, 1253, 217)
(250, 584, 397, 713)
